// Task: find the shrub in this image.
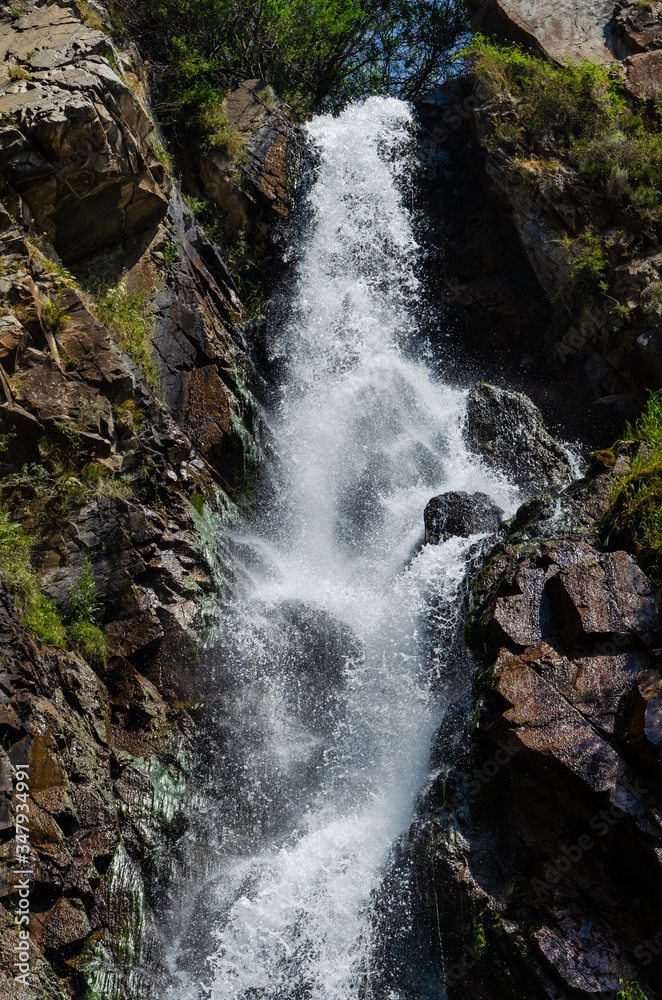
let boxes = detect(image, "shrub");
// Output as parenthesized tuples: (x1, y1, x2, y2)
(93, 281, 159, 387)
(465, 36, 662, 211)
(558, 229, 609, 300)
(0, 507, 67, 647)
(464, 37, 624, 144)
(602, 391, 662, 582)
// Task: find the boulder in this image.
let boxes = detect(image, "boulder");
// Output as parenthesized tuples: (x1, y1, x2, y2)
(463, 383, 574, 494)
(424, 490, 502, 544)
(467, 0, 627, 64)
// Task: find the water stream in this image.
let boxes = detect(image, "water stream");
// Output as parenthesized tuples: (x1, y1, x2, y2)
(170, 96, 519, 1000)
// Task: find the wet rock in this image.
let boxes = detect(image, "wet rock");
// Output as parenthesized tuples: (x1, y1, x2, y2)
(424, 490, 502, 544)
(463, 383, 574, 494)
(546, 549, 658, 648)
(416, 454, 662, 1000)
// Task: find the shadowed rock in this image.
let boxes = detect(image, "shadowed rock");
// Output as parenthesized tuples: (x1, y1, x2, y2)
(424, 490, 502, 544)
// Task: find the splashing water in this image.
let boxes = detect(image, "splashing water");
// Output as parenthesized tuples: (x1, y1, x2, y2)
(171, 97, 518, 1000)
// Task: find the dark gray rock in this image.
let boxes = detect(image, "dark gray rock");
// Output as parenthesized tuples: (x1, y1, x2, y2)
(464, 383, 574, 495)
(424, 490, 502, 545)
(633, 328, 662, 391)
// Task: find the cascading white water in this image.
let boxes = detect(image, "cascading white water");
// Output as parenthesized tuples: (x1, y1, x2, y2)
(172, 96, 519, 1000)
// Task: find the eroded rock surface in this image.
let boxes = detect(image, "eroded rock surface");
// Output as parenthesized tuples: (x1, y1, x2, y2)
(0, 2, 287, 995)
(468, 0, 627, 64)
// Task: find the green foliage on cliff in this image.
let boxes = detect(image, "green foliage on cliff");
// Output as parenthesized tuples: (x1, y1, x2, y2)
(603, 392, 662, 582)
(558, 229, 609, 300)
(465, 36, 662, 211)
(113, 0, 468, 110)
(0, 507, 67, 647)
(0, 511, 107, 659)
(66, 554, 107, 665)
(93, 281, 159, 387)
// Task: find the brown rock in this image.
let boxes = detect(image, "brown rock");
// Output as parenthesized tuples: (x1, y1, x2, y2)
(33, 897, 91, 949)
(546, 550, 658, 646)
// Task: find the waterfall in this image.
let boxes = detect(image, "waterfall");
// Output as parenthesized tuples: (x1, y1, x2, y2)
(170, 96, 518, 1000)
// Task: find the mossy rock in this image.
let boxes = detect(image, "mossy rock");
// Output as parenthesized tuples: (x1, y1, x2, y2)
(588, 447, 616, 476)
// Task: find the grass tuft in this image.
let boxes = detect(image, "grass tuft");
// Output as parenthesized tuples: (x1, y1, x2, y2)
(92, 281, 159, 387)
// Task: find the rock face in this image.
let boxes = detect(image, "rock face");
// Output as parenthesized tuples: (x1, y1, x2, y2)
(424, 490, 503, 544)
(421, 1, 662, 411)
(0, 4, 169, 263)
(464, 384, 574, 494)
(193, 79, 297, 255)
(467, 0, 627, 64)
(412, 449, 662, 1000)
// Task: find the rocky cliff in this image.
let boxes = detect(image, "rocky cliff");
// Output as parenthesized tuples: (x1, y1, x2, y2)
(421, 0, 662, 426)
(0, 2, 297, 996)
(412, 4, 662, 997)
(414, 392, 662, 999)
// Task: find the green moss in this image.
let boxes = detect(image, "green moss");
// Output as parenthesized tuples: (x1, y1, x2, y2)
(190, 488, 205, 516)
(588, 447, 616, 475)
(602, 391, 662, 581)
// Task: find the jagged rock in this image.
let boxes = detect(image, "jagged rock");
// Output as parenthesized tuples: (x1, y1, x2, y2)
(463, 383, 573, 494)
(467, 0, 627, 64)
(416, 449, 662, 1000)
(195, 79, 296, 251)
(0, 4, 169, 263)
(424, 490, 502, 544)
(546, 549, 658, 647)
(615, 1, 662, 53)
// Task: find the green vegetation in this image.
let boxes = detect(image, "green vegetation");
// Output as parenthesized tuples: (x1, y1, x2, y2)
(602, 391, 662, 582)
(558, 229, 609, 300)
(92, 281, 159, 387)
(112, 0, 468, 117)
(0, 507, 67, 647)
(7, 64, 32, 81)
(66, 554, 107, 665)
(617, 983, 649, 1000)
(151, 136, 175, 175)
(464, 36, 662, 212)
(44, 292, 70, 333)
